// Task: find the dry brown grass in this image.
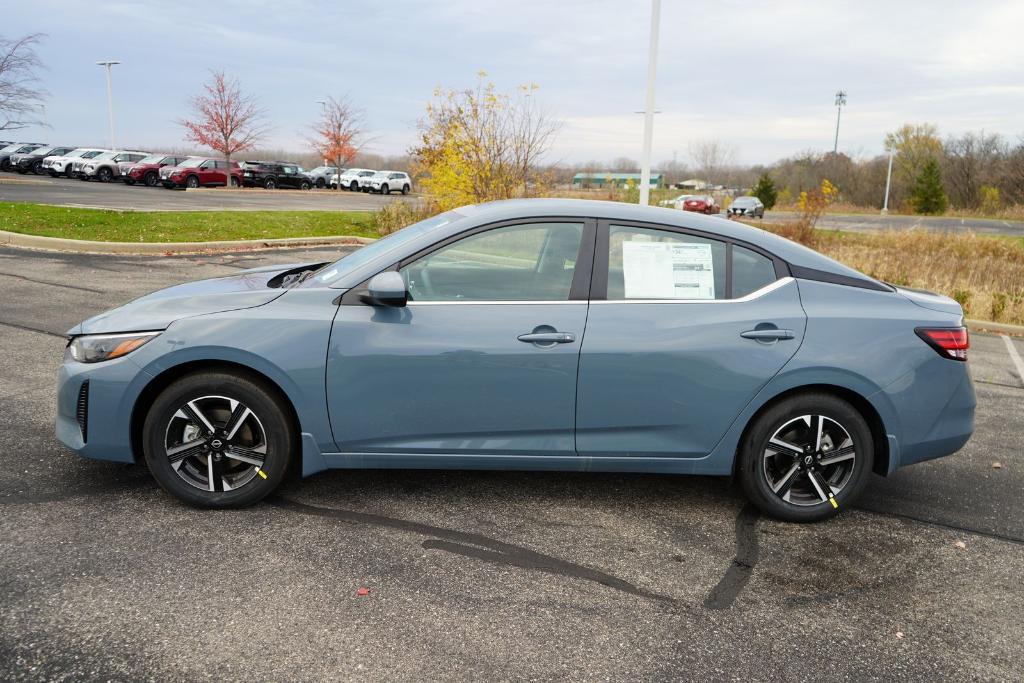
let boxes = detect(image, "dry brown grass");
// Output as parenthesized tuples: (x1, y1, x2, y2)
(772, 200, 1024, 221)
(762, 222, 1024, 324)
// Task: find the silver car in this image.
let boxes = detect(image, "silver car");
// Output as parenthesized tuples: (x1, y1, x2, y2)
(728, 196, 766, 219)
(42, 148, 108, 177)
(79, 150, 150, 182)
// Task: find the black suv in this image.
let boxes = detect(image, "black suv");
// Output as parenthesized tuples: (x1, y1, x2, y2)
(0, 143, 46, 172)
(240, 161, 312, 190)
(12, 146, 75, 174)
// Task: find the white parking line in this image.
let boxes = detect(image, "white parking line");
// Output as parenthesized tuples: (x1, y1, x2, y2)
(1001, 334, 1024, 387)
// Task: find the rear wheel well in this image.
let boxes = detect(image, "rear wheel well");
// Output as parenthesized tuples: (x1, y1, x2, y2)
(734, 384, 890, 478)
(130, 360, 302, 471)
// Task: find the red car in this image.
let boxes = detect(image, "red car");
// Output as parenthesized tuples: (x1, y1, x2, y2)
(124, 154, 193, 187)
(160, 157, 242, 189)
(682, 195, 719, 214)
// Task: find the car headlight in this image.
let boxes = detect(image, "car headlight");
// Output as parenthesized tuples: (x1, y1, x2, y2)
(68, 331, 160, 363)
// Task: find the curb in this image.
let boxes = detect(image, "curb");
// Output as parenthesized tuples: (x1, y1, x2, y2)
(965, 319, 1024, 337)
(0, 229, 375, 255)
(0, 177, 49, 185)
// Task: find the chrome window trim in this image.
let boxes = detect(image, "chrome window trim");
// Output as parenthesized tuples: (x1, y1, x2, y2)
(592, 276, 793, 305)
(403, 278, 793, 305)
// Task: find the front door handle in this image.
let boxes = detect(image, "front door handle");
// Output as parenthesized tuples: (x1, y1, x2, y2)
(517, 332, 576, 344)
(741, 328, 795, 341)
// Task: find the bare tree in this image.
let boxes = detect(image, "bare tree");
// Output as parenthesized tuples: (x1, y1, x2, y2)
(307, 95, 363, 190)
(0, 33, 47, 131)
(943, 131, 1006, 208)
(688, 139, 736, 184)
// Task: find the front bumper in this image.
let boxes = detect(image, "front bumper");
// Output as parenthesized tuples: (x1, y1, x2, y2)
(56, 350, 153, 463)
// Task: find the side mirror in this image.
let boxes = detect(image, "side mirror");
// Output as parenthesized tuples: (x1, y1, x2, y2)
(362, 271, 408, 307)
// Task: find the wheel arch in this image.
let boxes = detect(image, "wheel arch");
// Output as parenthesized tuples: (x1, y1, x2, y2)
(731, 383, 891, 478)
(129, 359, 302, 471)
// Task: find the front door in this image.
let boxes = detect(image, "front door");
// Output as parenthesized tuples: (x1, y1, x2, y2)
(327, 220, 594, 456)
(576, 222, 806, 458)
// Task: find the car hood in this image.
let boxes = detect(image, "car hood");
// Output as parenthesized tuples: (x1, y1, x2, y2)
(68, 263, 321, 336)
(893, 285, 964, 317)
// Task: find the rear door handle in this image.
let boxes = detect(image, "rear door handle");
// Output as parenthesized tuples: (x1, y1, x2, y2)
(517, 332, 576, 344)
(741, 328, 794, 341)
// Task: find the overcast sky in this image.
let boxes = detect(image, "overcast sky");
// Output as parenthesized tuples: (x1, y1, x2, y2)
(6, 0, 1024, 167)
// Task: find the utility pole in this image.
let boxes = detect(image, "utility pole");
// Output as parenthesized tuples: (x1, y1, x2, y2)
(833, 90, 847, 155)
(96, 61, 120, 150)
(882, 146, 894, 214)
(638, 0, 661, 206)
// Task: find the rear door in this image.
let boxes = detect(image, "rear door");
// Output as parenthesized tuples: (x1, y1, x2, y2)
(576, 221, 806, 458)
(327, 219, 595, 457)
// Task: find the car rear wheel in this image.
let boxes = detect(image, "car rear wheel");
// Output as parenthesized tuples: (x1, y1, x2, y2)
(98, 167, 113, 183)
(300, 180, 311, 190)
(402, 184, 410, 195)
(144, 171, 158, 187)
(143, 371, 294, 508)
(315, 178, 325, 188)
(265, 178, 276, 190)
(186, 175, 200, 189)
(737, 393, 873, 522)
(380, 183, 389, 194)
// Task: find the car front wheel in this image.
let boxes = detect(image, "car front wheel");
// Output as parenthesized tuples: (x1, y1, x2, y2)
(186, 175, 200, 189)
(143, 371, 294, 508)
(737, 393, 873, 522)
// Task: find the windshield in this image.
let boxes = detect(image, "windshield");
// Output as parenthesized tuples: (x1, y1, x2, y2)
(316, 210, 464, 286)
(0, 144, 21, 153)
(137, 154, 165, 164)
(358, 170, 375, 177)
(734, 197, 756, 205)
(373, 171, 389, 178)
(91, 152, 115, 161)
(179, 158, 205, 168)
(31, 146, 55, 156)
(81, 150, 103, 159)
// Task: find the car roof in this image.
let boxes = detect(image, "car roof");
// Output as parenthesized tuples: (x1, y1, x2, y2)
(455, 199, 874, 282)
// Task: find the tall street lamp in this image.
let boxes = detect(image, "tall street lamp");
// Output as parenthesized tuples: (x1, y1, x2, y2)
(833, 90, 847, 154)
(96, 60, 121, 150)
(316, 100, 328, 167)
(638, 0, 661, 206)
(881, 146, 895, 215)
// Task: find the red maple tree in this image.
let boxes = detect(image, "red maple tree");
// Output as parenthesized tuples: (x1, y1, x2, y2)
(309, 96, 363, 189)
(179, 71, 266, 174)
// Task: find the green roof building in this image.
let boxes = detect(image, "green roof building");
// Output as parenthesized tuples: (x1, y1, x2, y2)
(572, 172, 665, 189)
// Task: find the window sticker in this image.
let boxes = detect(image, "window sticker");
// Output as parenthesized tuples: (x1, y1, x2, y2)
(622, 241, 715, 299)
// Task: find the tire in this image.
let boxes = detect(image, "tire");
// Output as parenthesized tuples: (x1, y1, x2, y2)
(98, 167, 113, 183)
(300, 180, 311, 190)
(144, 171, 158, 187)
(737, 392, 873, 522)
(142, 371, 295, 508)
(124, 178, 135, 185)
(380, 184, 389, 195)
(186, 175, 200, 189)
(315, 178, 325, 189)
(32, 161, 44, 174)
(265, 178, 276, 190)
(348, 181, 358, 191)
(401, 184, 410, 195)
(329, 183, 337, 190)
(48, 171, 59, 178)
(230, 177, 240, 188)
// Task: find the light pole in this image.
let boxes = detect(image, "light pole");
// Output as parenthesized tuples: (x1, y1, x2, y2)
(832, 90, 846, 155)
(881, 146, 894, 214)
(638, 0, 661, 206)
(316, 100, 328, 167)
(96, 60, 120, 149)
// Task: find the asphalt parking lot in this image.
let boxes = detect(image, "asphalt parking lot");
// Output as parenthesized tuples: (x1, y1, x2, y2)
(0, 174, 412, 212)
(1, 244, 1022, 681)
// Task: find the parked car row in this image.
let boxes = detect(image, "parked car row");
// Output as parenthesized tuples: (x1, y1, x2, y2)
(0, 141, 415, 194)
(658, 193, 766, 218)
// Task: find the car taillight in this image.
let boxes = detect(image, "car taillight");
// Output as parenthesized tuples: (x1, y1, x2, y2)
(916, 327, 969, 361)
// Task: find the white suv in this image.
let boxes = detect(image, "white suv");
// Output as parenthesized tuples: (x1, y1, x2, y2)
(332, 168, 374, 191)
(42, 148, 108, 177)
(365, 170, 412, 195)
(79, 150, 150, 182)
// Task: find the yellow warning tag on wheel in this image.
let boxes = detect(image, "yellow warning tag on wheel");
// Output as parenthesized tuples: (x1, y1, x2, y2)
(256, 468, 268, 479)
(829, 496, 838, 509)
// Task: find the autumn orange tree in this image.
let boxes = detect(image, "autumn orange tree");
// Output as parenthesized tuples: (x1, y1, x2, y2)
(179, 70, 266, 184)
(308, 96, 362, 191)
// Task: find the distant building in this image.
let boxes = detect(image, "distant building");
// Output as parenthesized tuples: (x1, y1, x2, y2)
(572, 172, 665, 189)
(675, 178, 710, 191)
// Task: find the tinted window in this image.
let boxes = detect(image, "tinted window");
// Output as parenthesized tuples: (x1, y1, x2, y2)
(607, 225, 726, 300)
(400, 223, 583, 302)
(732, 245, 777, 298)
